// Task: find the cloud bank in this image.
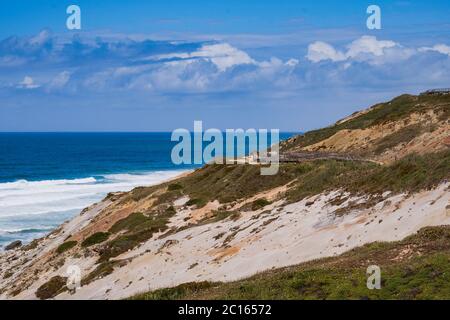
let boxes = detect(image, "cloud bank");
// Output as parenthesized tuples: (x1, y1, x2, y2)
(1, 30, 450, 131)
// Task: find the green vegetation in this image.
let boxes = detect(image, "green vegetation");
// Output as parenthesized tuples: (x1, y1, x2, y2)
(82, 262, 116, 286)
(177, 164, 301, 204)
(129, 183, 182, 203)
(282, 94, 450, 152)
(109, 212, 152, 234)
(123, 149, 449, 213)
(98, 94, 449, 272)
(99, 231, 154, 261)
(348, 150, 450, 194)
(99, 208, 175, 261)
(132, 226, 450, 300)
(35, 276, 67, 300)
(200, 210, 240, 225)
(286, 150, 450, 203)
(130, 281, 217, 300)
(81, 232, 110, 247)
(129, 185, 160, 202)
(251, 198, 272, 211)
(168, 183, 183, 191)
(56, 240, 77, 254)
(175, 150, 448, 207)
(154, 190, 183, 206)
(186, 198, 207, 208)
(21, 239, 39, 251)
(372, 124, 430, 154)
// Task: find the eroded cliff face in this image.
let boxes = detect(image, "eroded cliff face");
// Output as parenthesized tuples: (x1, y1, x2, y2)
(1, 178, 449, 300)
(1, 93, 449, 300)
(282, 94, 450, 163)
(300, 109, 449, 164)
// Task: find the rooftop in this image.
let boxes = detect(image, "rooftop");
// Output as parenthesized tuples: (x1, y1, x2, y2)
(421, 88, 450, 95)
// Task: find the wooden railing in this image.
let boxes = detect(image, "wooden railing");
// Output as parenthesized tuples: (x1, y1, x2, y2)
(278, 152, 369, 163)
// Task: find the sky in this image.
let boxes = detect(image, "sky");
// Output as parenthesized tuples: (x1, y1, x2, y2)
(1, 0, 450, 132)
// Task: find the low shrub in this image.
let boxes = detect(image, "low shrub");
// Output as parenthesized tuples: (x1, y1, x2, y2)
(56, 241, 77, 254)
(81, 262, 115, 286)
(251, 198, 272, 211)
(81, 232, 110, 247)
(35, 276, 67, 300)
(186, 198, 207, 208)
(168, 183, 183, 191)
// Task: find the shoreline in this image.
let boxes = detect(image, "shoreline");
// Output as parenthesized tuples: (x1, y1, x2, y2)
(0, 169, 193, 250)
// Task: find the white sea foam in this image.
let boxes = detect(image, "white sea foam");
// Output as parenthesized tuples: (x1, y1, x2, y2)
(0, 170, 185, 218)
(0, 177, 97, 190)
(0, 170, 187, 247)
(0, 226, 55, 235)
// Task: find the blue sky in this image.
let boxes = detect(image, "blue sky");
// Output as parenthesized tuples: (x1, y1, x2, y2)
(1, 0, 450, 131)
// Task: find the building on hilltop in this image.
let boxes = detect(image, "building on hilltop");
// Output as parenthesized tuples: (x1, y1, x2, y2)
(420, 88, 450, 95)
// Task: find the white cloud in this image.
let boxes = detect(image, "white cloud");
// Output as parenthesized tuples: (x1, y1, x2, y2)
(29, 29, 51, 46)
(258, 57, 283, 68)
(285, 58, 300, 67)
(306, 41, 346, 62)
(17, 76, 40, 89)
(194, 43, 255, 71)
(419, 44, 450, 56)
(98, 42, 300, 93)
(150, 43, 255, 72)
(346, 36, 397, 58)
(307, 36, 403, 64)
(48, 71, 71, 89)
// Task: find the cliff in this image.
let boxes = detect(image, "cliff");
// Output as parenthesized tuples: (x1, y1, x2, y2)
(1, 93, 449, 300)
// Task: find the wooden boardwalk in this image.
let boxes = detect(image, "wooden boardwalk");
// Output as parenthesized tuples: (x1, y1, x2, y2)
(279, 152, 369, 163)
(256, 151, 381, 165)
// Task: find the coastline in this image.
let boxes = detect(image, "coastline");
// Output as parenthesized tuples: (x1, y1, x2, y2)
(0, 169, 192, 249)
(1, 179, 448, 299)
(0, 93, 448, 300)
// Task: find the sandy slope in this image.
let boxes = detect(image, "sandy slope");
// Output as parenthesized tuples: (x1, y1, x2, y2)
(301, 110, 449, 164)
(2, 181, 448, 300)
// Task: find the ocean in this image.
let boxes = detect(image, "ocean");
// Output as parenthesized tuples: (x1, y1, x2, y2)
(0, 132, 295, 248)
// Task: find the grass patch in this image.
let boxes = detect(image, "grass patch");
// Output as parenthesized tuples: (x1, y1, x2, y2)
(131, 226, 450, 300)
(168, 183, 183, 191)
(177, 164, 300, 205)
(372, 124, 433, 155)
(347, 150, 450, 194)
(81, 232, 110, 248)
(81, 261, 116, 286)
(99, 230, 159, 261)
(154, 190, 183, 206)
(109, 212, 153, 234)
(35, 276, 67, 300)
(129, 185, 160, 202)
(287, 150, 450, 203)
(186, 198, 207, 208)
(130, 281, 217, 300)
(121, 150, 449, 211)
(100, 208, 175, 261)
(251, 198, 272, 211)
(21, 239, 39, 251)
(56, 241, 77, 254)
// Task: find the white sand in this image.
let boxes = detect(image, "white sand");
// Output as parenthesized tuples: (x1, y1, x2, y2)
(5, 182, 446, 300)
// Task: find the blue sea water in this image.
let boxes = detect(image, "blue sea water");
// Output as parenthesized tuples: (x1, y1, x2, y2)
(0, 132, 295, 248)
